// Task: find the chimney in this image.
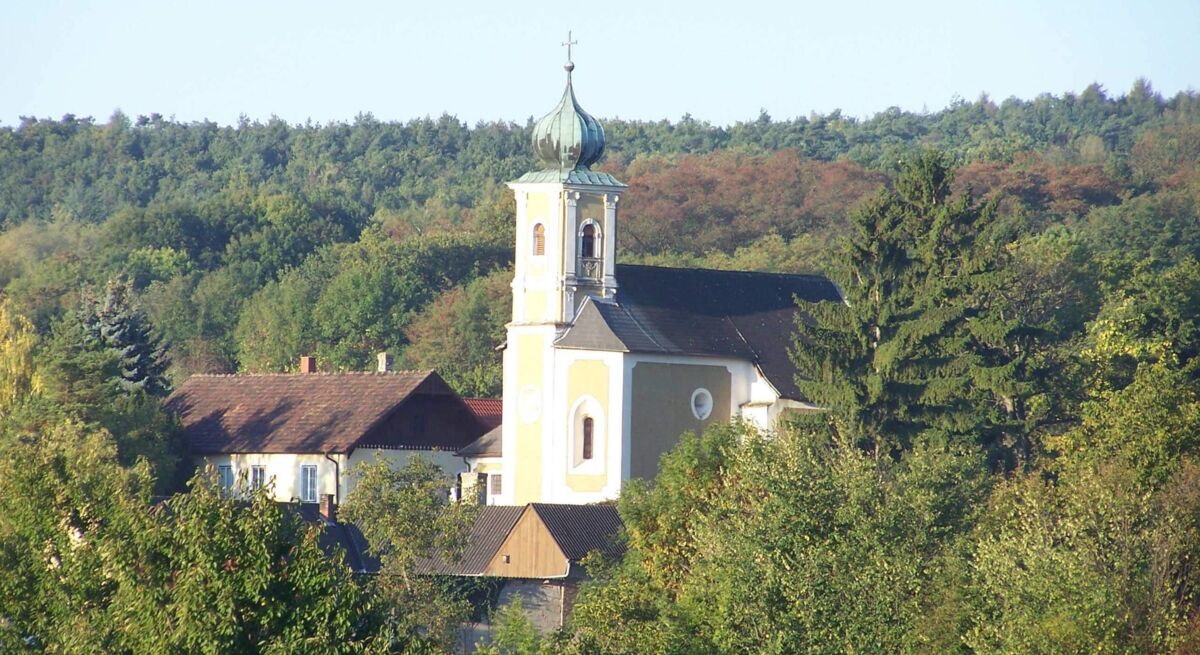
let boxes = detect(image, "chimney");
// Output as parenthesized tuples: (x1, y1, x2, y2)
(457, 471, 488, 505)
(319, 493, 337, 522)
(299, 356, 316, 374)
(377, 351, 392, 373)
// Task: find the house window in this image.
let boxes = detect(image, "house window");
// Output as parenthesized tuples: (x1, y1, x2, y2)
(216, 464, 234, 490)
(532, 223, 545, 256)
(489, 473, 502, 496)
(251, 465, 266, 490)
(300, 465, 318, 503)
(582, 417, 594, 460)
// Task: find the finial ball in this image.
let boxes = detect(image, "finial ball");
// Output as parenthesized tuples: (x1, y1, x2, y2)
(564, 61, 575, 73)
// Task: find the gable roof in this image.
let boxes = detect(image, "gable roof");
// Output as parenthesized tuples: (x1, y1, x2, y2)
(555, 264, 842, 400)
(456, 424, 502, 458)
(415, 505, 526, 576)
(530, 503, 624, 561)
(166, 370, 470, 454)
(463, 398, 503, 430)
(415, 504, 623, 577)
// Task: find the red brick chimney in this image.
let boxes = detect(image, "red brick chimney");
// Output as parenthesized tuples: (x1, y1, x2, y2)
(299, 356, 316, 374)
(319, 493, 337, 522)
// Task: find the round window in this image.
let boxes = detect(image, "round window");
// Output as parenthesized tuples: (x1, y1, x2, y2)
(691, 388, 713, 420)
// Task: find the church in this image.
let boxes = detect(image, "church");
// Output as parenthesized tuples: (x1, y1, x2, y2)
(470, 52, 844, 506)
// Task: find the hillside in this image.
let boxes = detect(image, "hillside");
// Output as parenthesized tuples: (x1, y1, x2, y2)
(5, 78, 1200, 652)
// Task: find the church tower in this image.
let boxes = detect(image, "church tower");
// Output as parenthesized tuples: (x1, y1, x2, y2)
(499, 41, 625, 504)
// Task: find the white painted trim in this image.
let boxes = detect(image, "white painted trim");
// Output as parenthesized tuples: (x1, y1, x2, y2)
(567, 394, 605, 474)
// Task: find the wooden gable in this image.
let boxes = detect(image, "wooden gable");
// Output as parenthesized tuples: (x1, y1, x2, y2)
(483, 506, 571, 579)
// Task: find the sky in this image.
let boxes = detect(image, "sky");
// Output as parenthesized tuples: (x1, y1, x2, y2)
(2, 0, 1197, 128)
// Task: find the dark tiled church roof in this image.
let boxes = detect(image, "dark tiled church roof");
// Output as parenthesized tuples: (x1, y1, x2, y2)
(166, 371, 473, 454)
(555, 264, 842, 400)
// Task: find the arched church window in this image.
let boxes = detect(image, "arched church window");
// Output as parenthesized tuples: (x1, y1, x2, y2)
(582, 417, 594, 460)
(581, 223, 596, 258)
(532, 223, 545, 256)
(571, 396, 603, 470)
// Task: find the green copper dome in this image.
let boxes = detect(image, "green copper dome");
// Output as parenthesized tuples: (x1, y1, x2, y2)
(516, 50, 623, 187)
(532, 72, 606, 171)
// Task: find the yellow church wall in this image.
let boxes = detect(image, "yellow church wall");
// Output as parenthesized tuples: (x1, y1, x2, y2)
(514, 333, 546, 504)
(565, 358, 609, 493)
(629, 362, 732, 480)
(526, 191, 550, 227)
(523, 290, 549, 323)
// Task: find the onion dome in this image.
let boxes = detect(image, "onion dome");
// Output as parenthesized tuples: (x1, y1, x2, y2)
(516, 54, 623, 187)
(532, 66, 606, 171)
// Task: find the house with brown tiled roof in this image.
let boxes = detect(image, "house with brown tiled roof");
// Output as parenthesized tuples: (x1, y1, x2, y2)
(166, 357, 488, 505)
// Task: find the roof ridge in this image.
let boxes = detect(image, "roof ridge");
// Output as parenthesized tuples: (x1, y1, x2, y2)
(616, 262, 831, 281)
(185, 370, 434, 378)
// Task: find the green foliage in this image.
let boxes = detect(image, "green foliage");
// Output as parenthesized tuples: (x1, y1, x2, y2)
(474, 598, 542, 655)
(1, 83, 1200, 652)
(0, 418, 384, 653)
(341, 455, 477, 653)
(956, 459, 1200, 654)
(235, 229, 508, 372)
(401, 269, 511, 397)
(570, 421, 991, 654)
(0, 296, 42, 412)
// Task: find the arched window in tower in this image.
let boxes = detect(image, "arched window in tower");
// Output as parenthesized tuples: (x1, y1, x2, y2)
(582, 417, 594, 460)
(581, 223, 596, 258)
(579, 221, 602, 280)
(532, 223, 545, 256)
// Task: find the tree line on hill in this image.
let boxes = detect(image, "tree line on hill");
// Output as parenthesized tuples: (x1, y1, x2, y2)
(1, 79, 1200, 652)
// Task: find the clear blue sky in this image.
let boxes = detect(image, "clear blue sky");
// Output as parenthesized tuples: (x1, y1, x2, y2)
(2, 0, 1196, 127)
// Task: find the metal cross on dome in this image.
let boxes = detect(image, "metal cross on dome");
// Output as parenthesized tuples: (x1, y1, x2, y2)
(562, 31, 577, 63)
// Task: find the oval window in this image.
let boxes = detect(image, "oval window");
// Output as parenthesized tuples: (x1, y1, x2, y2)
(691, 388, 713, 420)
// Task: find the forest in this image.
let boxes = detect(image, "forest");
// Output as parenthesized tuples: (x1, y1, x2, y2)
(2, 78, 1200, 653)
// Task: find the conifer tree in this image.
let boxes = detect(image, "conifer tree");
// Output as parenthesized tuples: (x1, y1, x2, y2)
(792, 150, 1039, 460)
(85, 277, 170, 396)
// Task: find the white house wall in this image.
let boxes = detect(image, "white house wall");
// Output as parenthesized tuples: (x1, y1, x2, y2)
(200, 449, 465, 504)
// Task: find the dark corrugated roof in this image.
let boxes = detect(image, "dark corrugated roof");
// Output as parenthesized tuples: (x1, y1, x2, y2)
(463, 398, 503, 430)
(530, 503, 624, 561)
(555, 264, 841, 400)
(415, 505, 526, 576)
(290, 503, 380, 574)
(457, 424, 502, 458)
(166, 371, 470, 454)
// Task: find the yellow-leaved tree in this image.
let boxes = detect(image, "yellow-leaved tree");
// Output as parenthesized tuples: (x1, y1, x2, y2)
(0, 297, 41, 412)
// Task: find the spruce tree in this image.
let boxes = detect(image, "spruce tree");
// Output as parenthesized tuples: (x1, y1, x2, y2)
(792, 150, 1040, 462)
(87, 278, 171, 396)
